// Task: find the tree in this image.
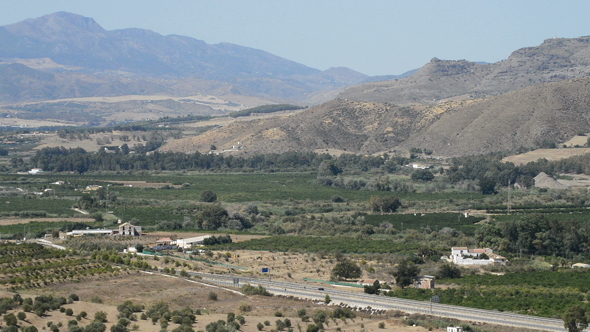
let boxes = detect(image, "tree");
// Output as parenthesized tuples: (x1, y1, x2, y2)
(411, 169, 434, 182)
(317, 161, 342, 177)
(200, 190, 217, 203)
(364, 280, 380, 295)
(370, 196, 402, 213)
(17, 312, 26, 321)
(94, 311, 108, 323)
(324, 294, 331, 304)
(436, 263, 461, 279)
(331, 260, 361, 280)
(391, 259, 420, 288)
(478, 177, 497, 195)
(135, 243, 144, 253)
(564, 305, 588, 332)
(3, 313, 17, 326)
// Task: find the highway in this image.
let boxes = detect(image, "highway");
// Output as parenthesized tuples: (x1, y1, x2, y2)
(192, 272, 568, 332)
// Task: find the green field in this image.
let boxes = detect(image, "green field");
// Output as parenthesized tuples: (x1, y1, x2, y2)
(365, 213, 483, 235)
(208, 235, 426, 254)
(0, 197, 78, 217)
(0, 173, 485, 204)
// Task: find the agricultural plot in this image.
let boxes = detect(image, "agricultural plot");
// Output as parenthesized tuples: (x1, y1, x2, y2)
(0, 197, 78, 218)
(0, 221, 88, 239)
(0, 243, 117, 290)
(445, 269, 590, 291)
(208, 235, 425, 254)
(393, 269, 590, 317)
(364, 213, 484, 235)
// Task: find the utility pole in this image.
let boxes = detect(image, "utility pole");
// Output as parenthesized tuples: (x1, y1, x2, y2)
(507, 185, 512, 215)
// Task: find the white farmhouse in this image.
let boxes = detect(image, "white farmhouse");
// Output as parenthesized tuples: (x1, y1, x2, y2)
(450, 247, 506, 266)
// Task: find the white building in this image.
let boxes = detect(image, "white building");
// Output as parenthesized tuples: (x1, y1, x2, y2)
(447, 327, 463, 332)
(118, 223, 142, 236)
(450, 247, 506, 266)
(174, 235, 213, 249)
(29, 168, 44, 174)
(66, 229, 113, 237)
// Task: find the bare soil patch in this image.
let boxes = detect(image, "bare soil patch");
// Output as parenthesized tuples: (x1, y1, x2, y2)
(108, 180, 182, 188)
(0, 217, 94, 226)
(503, 148, 590, 165)
(145, 232, 266, 243)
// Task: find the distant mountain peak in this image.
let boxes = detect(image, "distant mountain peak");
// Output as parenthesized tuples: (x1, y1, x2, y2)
(4, 11, 106, 42)
(0, 11, 369, 102)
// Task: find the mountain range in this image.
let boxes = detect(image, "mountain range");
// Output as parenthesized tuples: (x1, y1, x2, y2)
(3, 12, 590, 157)
(0, 12, 369, 103)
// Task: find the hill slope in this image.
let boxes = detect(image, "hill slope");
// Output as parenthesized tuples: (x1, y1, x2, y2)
(398, 77, 590, 156)
(161, 77, 590, 157)
(340, 36, 590, 105)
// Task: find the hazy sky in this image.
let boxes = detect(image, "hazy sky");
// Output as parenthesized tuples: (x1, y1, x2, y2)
(1, 1, 589, 76)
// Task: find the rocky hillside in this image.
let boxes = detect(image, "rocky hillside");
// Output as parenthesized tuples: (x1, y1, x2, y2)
(160, 99, 443, 155)
(340, 36, 590, 105)
(161, 77, 590, 157)
(398, 77, 590, 156)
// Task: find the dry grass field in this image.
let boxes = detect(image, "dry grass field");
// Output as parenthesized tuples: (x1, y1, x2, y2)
(502, 148, 590, 165)
(0, 217, 94, 226)
(4, 273, 433, 332)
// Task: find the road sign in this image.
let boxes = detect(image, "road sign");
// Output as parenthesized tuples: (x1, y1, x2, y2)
(431, 295, 440, 303)
(262, 268, 269, 273)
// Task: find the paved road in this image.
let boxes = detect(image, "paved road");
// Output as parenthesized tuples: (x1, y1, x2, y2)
(193, 272, 568, 332)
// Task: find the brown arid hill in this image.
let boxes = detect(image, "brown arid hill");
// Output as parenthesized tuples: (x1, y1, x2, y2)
(159, 99, 444, 155)
(340, 36, 590, 105)
(161, 77, 590, 157)
(397, 77, 590, 156)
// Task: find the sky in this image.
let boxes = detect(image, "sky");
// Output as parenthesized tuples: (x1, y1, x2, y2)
(0, 1, 589, 76)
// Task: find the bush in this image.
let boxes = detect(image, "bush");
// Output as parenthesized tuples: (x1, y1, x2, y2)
(238, 302, 252, 312)
(411, 169, 434, 182)
(94, 311, 108, 323)
(241, 284, 272, 296)
(208, 291, 218, 301)
(200, 190, 217, 203)
(331, 195, 345, 203)
(90, 296, 103, 304)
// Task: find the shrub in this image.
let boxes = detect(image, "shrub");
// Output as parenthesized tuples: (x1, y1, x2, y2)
(241, 284, 272, 296)
(200, 190, 217, 202)
(90, 296, 103, 304)
(238, 302, 252, 312)
(208, 291, 218, 301)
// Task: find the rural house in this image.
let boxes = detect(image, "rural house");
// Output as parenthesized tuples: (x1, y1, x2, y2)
(416, 275, 435, 289)
(450, 247, 507, 266)
(117, 223, 142, 236)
